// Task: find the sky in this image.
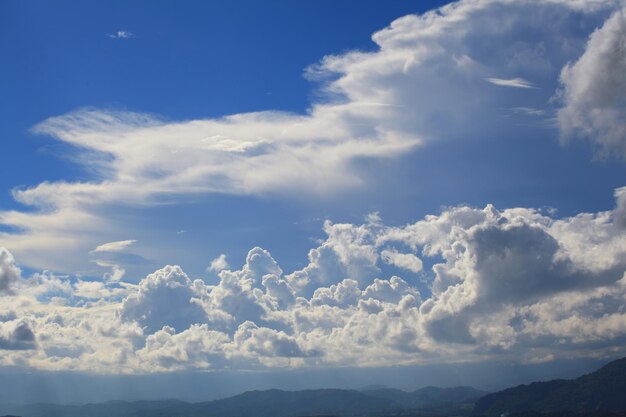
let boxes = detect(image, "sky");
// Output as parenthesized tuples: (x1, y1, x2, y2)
(1, 0, 626, 403)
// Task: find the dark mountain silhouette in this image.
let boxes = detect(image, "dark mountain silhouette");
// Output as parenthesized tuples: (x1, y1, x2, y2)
(474, 357, 626, 416)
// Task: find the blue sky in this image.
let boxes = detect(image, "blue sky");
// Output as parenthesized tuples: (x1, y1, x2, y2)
(3, 0, 625, 278)
(1, 0, 626, 399)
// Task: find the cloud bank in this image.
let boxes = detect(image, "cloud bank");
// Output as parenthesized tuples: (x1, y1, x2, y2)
(0, 186, 624, 372)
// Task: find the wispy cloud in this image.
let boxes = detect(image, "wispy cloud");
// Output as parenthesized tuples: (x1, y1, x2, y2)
(511, 107, 547, 116)
(108, 30, 134, 39)
(92, 239, 136, 253)
(485, 77, 536, 88)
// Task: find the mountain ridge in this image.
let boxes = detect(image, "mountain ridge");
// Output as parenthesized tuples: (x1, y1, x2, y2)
(474, 357, 626, 416)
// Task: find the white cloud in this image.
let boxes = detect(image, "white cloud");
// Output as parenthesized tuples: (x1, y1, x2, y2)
(104, 264, 126, 282)
(0, 248, 20, 295)
(380, 249, 423, 273)
(73, 280, 130, 299)
(120, 265, 210, 334)
(0, 186, 623, 370)
(485, 77, 536, 88)
(558, 8, 626, 158)
(108, 30, 134, 39)
(207, 254, 229, 273)
(234, 321, 313, 358)
(93, 240, 136, 253)
(135, 325, 229, 372)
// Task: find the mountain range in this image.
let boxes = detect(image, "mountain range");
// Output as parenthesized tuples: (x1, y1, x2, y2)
(0, 386, 484, 417)
(1, 357, 625, 417)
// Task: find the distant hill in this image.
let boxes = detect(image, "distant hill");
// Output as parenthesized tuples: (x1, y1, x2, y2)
(474, 357, 626, 416)
(0, 385, 484, 417)
(157, 389, 398, 417)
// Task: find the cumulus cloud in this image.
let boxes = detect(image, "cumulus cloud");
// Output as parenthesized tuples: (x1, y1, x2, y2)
(0, 248, 20, 295)
(0, 0, 618, 274)
(207, 254, 229, 273)
(120, 265, 209, 334)
(380, 249, 423, 273)
(0, 186, 621, 372)
(234, 321, 313, 358)
(0, 320, 36, 350)
(136, 325, 230, 372)
(558, 8, 626, 158)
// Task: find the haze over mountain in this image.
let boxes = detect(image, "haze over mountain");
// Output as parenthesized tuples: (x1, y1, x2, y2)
(1, 358, 625, 417)
(0, 386, 483, 417)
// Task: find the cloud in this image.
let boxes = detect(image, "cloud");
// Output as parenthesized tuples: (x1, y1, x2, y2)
(0, 248, 20, 295)
(614, 186, 626, 228)
(234, 321, 314, 358)
(286, 217, 382, 296)
(485, 77, 536, 88)
(0, 0, 618, 274)
(103, 264, 126, 282)
(120, 265, 210, 334)
(0, 186, 623, 370)
(73, 279, 130, 299)
(93, 240, 136, 253)
(136, 325, 230, 372)
(558, 8, 626, 158)
(380, 249, 423, 273)
(108, 30, 134, 39)
(0, 320, 36, 350)
(207, 253, 228, 272)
